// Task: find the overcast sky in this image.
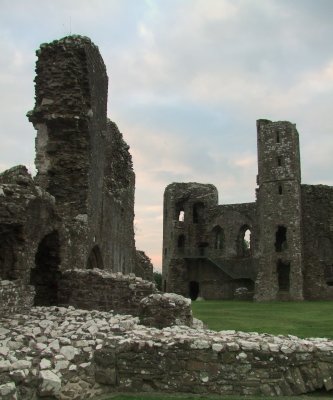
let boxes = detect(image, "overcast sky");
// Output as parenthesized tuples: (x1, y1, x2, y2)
(1, 0, 333, 270)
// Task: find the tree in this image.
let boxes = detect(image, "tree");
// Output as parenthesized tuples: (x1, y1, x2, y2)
(153, 271, 162, 291)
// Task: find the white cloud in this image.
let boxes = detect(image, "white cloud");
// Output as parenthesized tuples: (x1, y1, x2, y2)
(0, 0, 333, 270)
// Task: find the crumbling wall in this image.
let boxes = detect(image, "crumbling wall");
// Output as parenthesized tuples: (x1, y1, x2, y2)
(301, 184, 333, 299)
(162, 182, 257, 299)
(27, 36, 136, 274)
(58, 269, 157, 315)
(135, 250, 154, 281)
(96, 333, 333, 396)
(0, 280, 35, 317)
(139, 293, 192, 328)
(0, 165, 61, 304)
(1, 306, 333, 399)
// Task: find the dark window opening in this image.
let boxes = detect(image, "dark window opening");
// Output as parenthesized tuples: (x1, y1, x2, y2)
(276, 131, 280, 143)
(189, 281, 200, 300)
(198, 242, 208, 256)
(0, 225, 23, 280)
(30, 230, 61, 306)
(324, 264, 333, 286)
(164, 248, 167, 256)
(277, 156, 282, 167)
(277, 260, 290, 291)
(278, 185, 283, 195)
(177, 234, 185, 251)
(193, 202, 205, 224)
(212, 226, 224, 250)
(87, 245, 104, 270)
(237, 226, 252, 257)
(275, 226, 287, 252)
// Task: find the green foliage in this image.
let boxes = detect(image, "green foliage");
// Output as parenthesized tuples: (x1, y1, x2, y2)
(153, 271, 162, 291)
(191, 300, 333, 339)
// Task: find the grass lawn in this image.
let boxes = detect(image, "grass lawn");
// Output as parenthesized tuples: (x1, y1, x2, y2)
(102, 393, 332, 400)
(191, 300, 333, 339)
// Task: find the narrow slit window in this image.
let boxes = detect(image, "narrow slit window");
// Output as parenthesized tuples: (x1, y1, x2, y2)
(277, 156, 282, 167)
(178, 210, 185, 222)
(278, 185, 283, 195)
(276, 131, 280, 143)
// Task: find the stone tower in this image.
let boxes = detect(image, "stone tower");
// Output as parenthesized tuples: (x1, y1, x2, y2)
(28, 36, 136, 274)
(162, 183, 218, 295)
(255, 119, 303, 300)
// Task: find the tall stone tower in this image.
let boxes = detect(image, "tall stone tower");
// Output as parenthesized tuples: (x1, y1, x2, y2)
(255, 120, 303, 300)
(28, 36, 136, 273)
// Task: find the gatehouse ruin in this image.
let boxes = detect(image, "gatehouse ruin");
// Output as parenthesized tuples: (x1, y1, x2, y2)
(162, 120, 333, 301)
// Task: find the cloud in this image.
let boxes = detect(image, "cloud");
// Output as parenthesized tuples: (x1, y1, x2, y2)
(0, 0, 333, 271)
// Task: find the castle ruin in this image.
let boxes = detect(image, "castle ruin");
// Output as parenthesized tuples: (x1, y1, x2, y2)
(162, 120, 333, 301)
(0, 35, 153, 314)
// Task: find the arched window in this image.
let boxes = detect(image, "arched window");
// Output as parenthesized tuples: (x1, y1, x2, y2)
(193, 202, 204, 223)
(87, 245, 104, 270)
(212, 226, 224, 250)
(237, 225, 252, 257)
(175, 202, 185, 222)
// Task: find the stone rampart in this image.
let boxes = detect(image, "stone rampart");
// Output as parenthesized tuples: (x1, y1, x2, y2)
(58, 268, 157, 315)
(1, 306, 333, 399)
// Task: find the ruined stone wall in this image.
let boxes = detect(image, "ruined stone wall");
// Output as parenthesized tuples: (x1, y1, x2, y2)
(0, 280, 35, 317)
(1, 306, 333, 399)
(27, 36, 136, 274)
(58, 269, 156, 315)
(209, 202, 258, 258)
(162, 183, 219, 291)
(255, 120, 303, 301)
(162, 182, 258, 299)
(99, 120, 136, 273)
(135, 250, 154, 281)
(0, 166, 61, 294)
(301, 184, 333, 299)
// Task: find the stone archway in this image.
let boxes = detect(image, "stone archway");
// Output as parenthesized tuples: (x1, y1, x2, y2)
(30, 230, 61, 306)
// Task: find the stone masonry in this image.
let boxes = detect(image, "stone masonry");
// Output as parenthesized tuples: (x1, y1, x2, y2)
(0, 35, 154, 315)
(1, 305, 333, 399)
(162, 120, 333, 301)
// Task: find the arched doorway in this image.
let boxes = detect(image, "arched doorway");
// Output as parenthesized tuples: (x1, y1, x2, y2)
(237, 225, 252, 257)
(87, 245, 104, 270)
(30, 230, 61, 306)
(189, 281, 200, 300)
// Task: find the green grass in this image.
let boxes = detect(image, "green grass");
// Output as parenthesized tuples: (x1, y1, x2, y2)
(101, 393, 332, 400)
(191, 300, 333, 339)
